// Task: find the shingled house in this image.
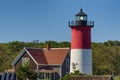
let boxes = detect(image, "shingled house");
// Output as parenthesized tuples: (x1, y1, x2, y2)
(12, 45, 70, 80)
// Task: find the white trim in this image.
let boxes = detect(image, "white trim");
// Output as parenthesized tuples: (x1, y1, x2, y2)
(24, 48, 38, 65)
(37, 65, 38, 71)
(11, 48, 39, 66)
(59, 67, 62, 78)
(11, 49, 26, 66)
(22, 57, 30, 66)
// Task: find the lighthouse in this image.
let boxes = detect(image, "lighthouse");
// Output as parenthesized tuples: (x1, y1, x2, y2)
(69, 9, 94, 74)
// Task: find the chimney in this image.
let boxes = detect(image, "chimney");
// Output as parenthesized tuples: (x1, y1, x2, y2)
(46, 43, 51, 50)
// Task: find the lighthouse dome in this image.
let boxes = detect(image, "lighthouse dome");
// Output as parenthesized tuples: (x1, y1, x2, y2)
(75, 9, 87, 16)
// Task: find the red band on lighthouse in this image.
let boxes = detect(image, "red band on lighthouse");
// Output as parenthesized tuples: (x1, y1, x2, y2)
(71, 26, 91, 49)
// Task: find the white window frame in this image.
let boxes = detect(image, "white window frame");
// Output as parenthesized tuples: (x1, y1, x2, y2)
(22, 57, 30, 66)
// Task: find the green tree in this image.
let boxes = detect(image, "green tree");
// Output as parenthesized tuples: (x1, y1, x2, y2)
(60, 71, 86, 80)
(9, 41, 25, 53)
(45, 41, 58, 48)
(59, 41, 70, 48)
(16, 63, 37, 80)
(60, 74, 70, 80)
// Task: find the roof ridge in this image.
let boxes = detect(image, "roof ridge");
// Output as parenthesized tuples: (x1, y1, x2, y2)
(25, 47, 70, 50)
(25, 47, 43, 49)
(43, 48, 70, 49)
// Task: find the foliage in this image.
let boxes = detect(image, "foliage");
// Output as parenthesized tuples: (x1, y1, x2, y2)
(92, 41, 120, 75)
(9, 41, 25, 53)
(1, 40, 120, 76)
(114, 76, 120, 80)
(60, 70, 87, 80)
(60, 73, 71, 80)
(16, 63, 37, 80)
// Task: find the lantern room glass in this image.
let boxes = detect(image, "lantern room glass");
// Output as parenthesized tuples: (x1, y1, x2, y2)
(76, 16, 87, 21)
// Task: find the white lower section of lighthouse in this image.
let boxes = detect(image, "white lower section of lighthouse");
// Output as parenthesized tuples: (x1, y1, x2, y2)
(70, 49, 92, 74)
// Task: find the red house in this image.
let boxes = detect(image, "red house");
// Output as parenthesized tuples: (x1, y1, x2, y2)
(12, 45, 70, 80)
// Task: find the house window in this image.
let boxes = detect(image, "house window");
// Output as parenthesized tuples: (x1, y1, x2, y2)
(37, 72, 55, 80)
(66, 58, 70, 73)
(22, 58, 30, 66)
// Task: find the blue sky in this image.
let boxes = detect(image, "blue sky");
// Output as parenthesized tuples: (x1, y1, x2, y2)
(0, 0, 120, 43)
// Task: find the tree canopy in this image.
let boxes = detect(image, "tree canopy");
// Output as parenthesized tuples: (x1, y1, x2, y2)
(0, 40, 120, 76)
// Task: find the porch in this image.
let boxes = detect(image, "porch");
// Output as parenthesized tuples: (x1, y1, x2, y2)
(37, 69, 56, 80)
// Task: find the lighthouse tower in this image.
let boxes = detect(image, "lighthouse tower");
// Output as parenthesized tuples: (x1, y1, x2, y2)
(69, 9, 94, 74)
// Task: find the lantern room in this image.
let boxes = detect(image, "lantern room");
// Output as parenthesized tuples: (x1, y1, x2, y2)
(75, 9, 87, 21)
(75, 9, 87, 26)
(69, 9, 94, 27)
